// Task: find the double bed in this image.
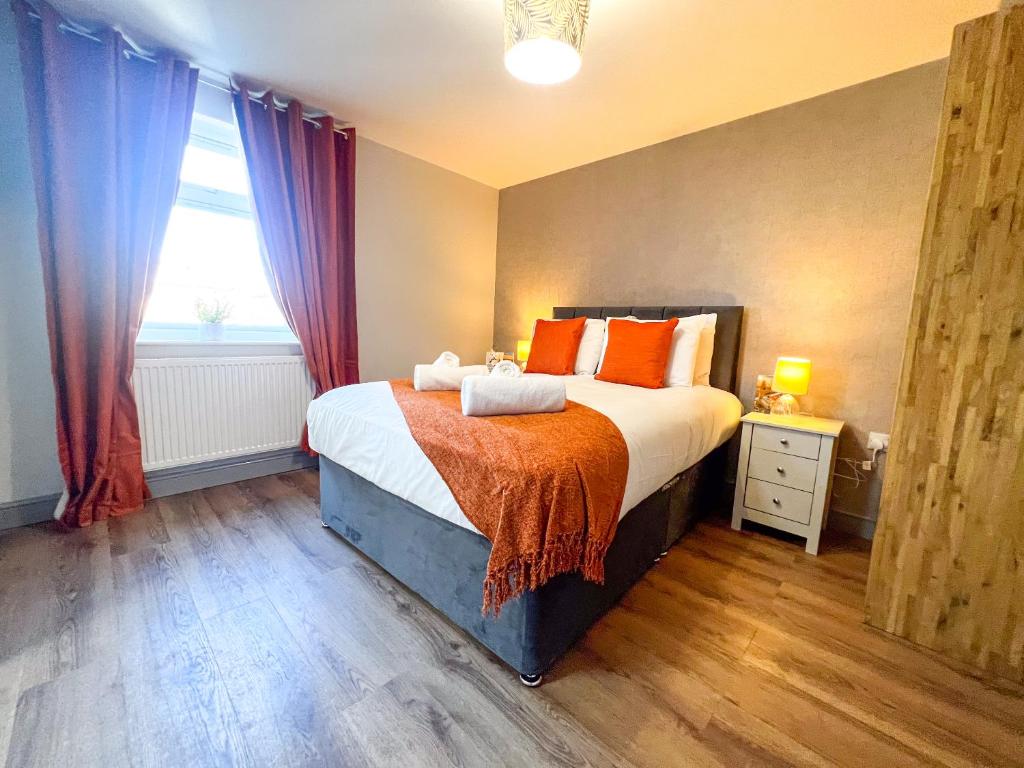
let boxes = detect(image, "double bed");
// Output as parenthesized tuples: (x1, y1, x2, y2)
(309, 305, 744, 685)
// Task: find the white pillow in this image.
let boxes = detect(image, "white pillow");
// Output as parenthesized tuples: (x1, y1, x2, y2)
(596, 316, 636, 373)
(692, 313, 717, 386)
(664, 315, 705, 387)
(574, 318, 606, 375)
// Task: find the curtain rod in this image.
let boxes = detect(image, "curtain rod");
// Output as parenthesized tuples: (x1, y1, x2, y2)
(24, 8, 351, 137)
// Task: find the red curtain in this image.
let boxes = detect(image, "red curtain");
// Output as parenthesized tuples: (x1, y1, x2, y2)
(233, 86, 359, 451)
(13, 1, 198, 526)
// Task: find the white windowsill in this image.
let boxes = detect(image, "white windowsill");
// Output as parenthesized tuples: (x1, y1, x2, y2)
(135, 340, 303, 359)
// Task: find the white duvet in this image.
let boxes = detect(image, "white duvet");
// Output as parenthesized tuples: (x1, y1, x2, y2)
(306, 375, 742, 537)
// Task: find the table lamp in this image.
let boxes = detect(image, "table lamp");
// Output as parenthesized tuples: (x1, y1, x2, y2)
(516, 339, 532, 370)
(770, 357, 811, 415)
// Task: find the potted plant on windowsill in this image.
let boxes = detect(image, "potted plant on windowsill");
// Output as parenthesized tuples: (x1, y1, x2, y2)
(195, 298, 232, 342)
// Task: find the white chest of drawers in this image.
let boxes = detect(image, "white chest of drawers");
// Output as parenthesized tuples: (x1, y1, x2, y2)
(731, 412, 843, 555)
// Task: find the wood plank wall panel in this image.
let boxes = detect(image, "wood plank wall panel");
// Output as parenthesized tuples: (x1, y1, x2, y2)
(865, 4, 1024, 682)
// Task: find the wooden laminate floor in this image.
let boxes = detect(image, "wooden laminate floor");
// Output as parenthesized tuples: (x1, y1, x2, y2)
(1, 469, 1022, 767)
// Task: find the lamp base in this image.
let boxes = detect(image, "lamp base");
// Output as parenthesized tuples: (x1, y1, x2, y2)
(770, 393, 799, 416)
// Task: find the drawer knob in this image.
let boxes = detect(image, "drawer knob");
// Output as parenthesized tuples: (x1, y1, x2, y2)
(776, 466, 785, 474)
(772, 497, 781, 505)
(779, 438, 789, 445)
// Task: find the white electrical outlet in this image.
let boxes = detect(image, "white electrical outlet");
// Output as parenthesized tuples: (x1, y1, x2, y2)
(867, 432, 890, 452)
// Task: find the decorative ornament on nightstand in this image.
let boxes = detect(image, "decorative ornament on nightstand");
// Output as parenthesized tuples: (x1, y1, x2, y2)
(485, 349, 503, 372)
(753, 374, 774, 413)
(770, 357, 811, 416)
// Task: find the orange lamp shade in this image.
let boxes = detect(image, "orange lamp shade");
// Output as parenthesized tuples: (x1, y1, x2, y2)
(516, 339, 532, 362)
(772, 357, 811, 396)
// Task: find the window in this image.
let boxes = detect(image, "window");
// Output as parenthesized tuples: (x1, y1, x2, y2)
(139, 110, 297, 344)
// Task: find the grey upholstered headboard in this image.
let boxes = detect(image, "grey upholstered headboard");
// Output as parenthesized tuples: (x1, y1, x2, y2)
(552, 306, 744, 395)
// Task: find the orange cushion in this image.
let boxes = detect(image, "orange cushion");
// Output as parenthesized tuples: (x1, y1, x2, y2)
(596, 318, 679, 388)
(525, 317, 587, 375)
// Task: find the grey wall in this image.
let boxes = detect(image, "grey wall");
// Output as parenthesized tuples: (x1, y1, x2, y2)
(0, 6, 63, 507)
(0, 3, 497, 518)
(494, 61, 948, 533)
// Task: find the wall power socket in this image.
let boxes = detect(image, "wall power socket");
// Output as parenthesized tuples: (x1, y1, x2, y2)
(867, 432, 890, 452)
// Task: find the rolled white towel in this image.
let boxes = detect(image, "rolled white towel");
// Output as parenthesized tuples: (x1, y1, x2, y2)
(489, 359, 522, 378)
(432, 351, 460, 367)
(461, 375, 566, 416)
(414, 364, 488, 391)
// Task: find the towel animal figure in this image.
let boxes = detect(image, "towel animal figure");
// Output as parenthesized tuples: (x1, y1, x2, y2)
(433, 351, 460, 367)
(489, 359, 522, 378)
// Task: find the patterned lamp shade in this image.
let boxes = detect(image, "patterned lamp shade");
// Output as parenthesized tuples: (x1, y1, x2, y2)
(504, 0, 590, 85)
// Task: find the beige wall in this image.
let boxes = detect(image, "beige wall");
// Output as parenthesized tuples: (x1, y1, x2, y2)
(494, 61, 947, 532)
(355, 137, 497, 382)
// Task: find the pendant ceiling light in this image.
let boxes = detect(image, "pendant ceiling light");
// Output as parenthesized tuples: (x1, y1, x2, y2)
(504, 0, 590, 85)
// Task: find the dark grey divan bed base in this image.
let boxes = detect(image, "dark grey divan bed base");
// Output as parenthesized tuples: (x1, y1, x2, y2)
(320, 445, 726, 678)
(318, 304, 742, 679)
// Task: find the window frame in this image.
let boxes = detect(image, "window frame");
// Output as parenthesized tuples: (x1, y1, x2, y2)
(176, 117, 252, 219)
(138, 109, 297, 354)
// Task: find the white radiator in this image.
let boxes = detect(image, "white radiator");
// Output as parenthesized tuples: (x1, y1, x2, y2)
(132, 356, 316, 471)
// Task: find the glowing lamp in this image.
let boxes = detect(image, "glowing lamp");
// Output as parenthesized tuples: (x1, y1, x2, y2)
(771, 357, 811, 416)
(504, 0, 589, 85)
(516, 339, 532, 364)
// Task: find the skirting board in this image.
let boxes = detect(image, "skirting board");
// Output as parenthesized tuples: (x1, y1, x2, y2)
(146, 447, 317, 497)
(0, 494, 62, 532)
(828, 509, 877, 540)
(2, 453, 875, 541)
(0, 447, 318, 532)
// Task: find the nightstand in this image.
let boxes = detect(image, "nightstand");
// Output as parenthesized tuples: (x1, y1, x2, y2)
(731, 412, 843, 555)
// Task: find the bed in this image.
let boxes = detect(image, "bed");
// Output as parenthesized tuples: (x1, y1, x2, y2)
(311, 305, 744, 685)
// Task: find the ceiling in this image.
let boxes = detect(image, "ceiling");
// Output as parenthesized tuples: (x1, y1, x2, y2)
(50, 0, 997, 188)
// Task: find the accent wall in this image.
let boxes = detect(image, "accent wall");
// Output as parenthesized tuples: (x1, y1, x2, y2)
(493, 61, 948, 533)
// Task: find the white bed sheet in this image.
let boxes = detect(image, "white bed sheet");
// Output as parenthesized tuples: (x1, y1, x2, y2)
(306, 375, 742, 537)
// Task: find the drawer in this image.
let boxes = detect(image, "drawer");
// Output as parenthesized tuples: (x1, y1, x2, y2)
(751, 424, 820, 460)
(748, 448, 818, 493)
(744, 478, 813, 525)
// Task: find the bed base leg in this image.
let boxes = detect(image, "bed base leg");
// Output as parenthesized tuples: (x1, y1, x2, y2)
(321, 520, 330, 528)
(518, 672, 543, 688)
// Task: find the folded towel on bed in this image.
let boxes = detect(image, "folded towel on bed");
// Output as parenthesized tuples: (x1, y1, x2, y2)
(461, 375, 566, 416)
(489, 359, 522, 378)
(433, 351, 460, 367)
(413, 364, 488, 391)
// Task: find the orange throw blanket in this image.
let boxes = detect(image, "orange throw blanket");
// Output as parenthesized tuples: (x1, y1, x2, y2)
(390, 379, 629, 615)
